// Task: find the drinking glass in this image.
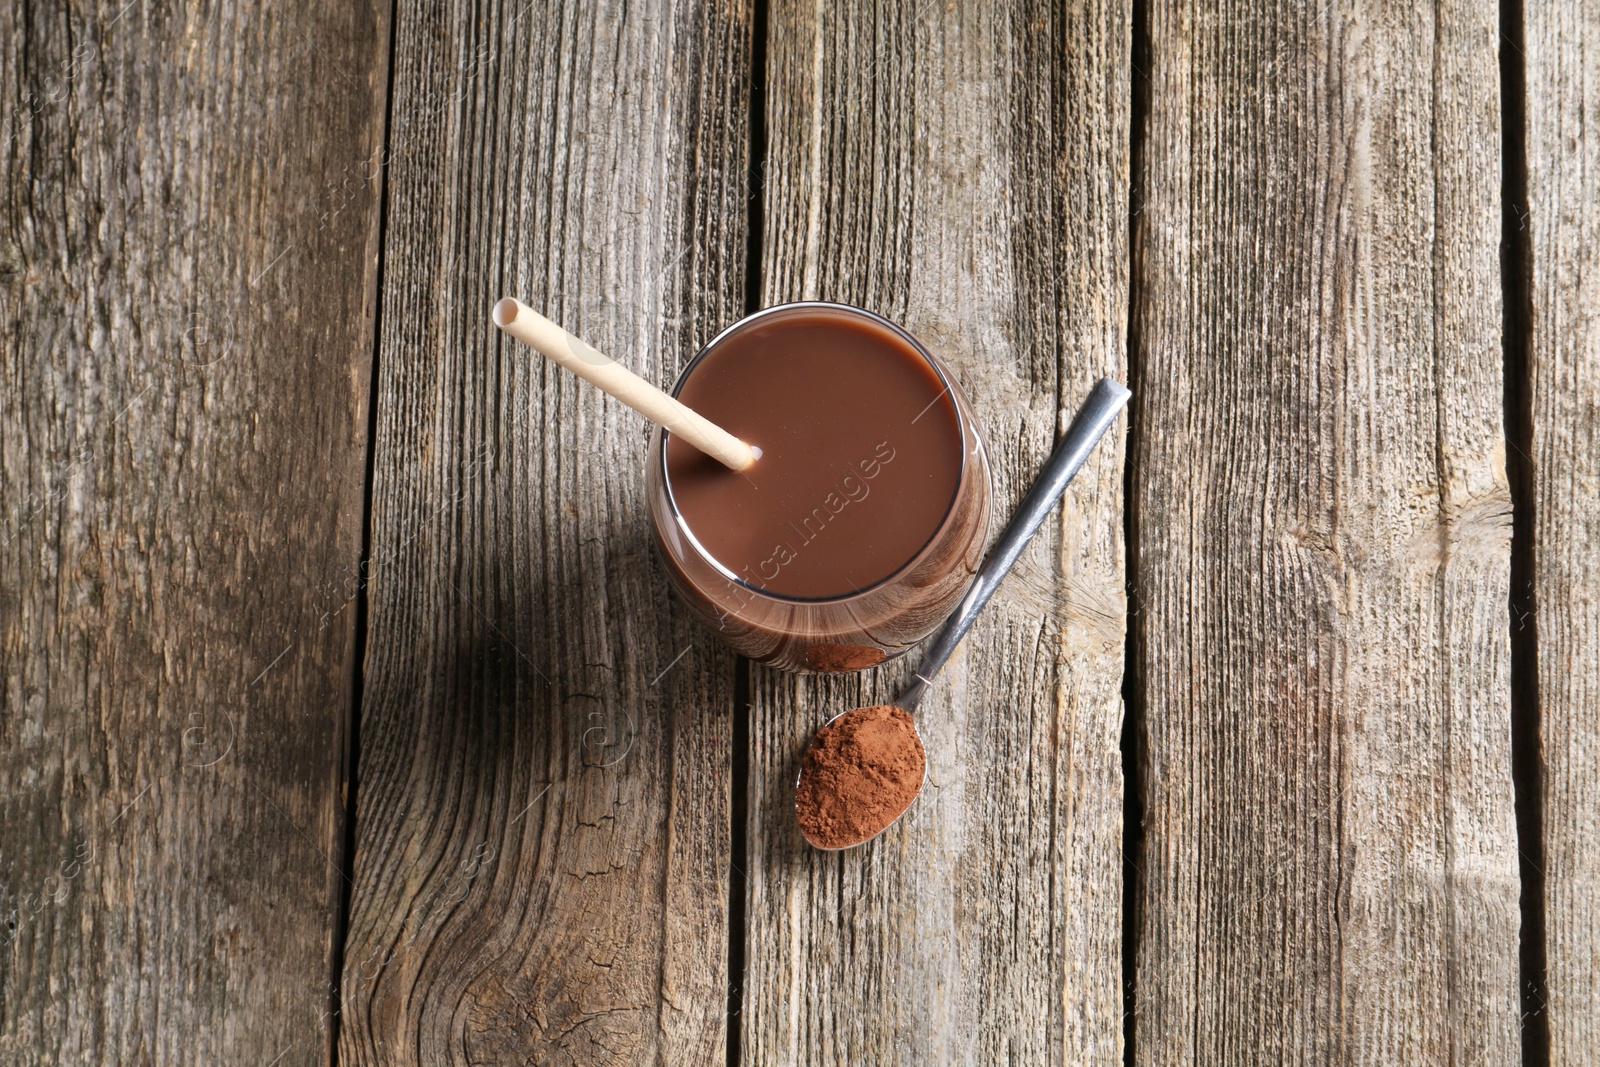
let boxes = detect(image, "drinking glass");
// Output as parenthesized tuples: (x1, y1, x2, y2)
(646, 302, 991, 672)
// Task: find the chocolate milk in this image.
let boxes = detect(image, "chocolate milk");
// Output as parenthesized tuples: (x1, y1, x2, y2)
(664, 307, 964, 599)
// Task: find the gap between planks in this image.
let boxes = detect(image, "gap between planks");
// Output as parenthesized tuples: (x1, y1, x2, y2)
(1498, 0, 1549, 1060)
(727, 1, 769, 1063)
(1121, 0, 1154, 1061)
(328, 0, 403, 1062)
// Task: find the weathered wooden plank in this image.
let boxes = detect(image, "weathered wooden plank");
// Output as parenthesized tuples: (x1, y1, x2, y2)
(1525, 3, 1600, 1060)
(742, 1, 1129, 1063)
(336, 2, 750, 1063)
(1131, 0, 1519, 1061)
(0, 1, 387, 1064)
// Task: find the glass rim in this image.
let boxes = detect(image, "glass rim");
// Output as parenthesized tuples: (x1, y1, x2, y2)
(656, 300, 973, 605)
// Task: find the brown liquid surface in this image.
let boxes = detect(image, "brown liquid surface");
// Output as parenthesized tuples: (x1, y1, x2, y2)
(665, 309, 963, 599)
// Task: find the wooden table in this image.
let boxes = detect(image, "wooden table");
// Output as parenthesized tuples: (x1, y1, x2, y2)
(3, 1, 1596, 1063)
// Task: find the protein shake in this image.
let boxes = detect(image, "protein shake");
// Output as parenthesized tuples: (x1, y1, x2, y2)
(647, 303, 990, 671)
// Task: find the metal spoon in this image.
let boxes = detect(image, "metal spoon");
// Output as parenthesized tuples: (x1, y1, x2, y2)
(795, 377, 1132, 850)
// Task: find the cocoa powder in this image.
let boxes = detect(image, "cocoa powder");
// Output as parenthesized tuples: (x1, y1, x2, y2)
(794, 704, 925, 849)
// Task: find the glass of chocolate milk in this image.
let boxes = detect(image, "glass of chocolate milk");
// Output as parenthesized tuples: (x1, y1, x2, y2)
(646, 303, 991, 671)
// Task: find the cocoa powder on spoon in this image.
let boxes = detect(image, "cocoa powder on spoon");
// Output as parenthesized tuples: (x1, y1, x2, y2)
(794, 704, 926, 849)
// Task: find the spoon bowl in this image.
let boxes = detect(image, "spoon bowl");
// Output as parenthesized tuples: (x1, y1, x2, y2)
(794, 378, 1131, 850)
(795, 703, 929, 850)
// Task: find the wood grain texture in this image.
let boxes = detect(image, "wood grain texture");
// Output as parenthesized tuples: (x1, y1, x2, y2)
(1131, 0, 1520, 1061)
(337, 1, 750, 1063)
(0, 0, 387, 1064)
(741, 1, 1129, 1062)
(1525, 3, 1600, 1060)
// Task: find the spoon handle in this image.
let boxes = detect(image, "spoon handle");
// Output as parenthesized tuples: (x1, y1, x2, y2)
(896, 376, 1131, 712)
